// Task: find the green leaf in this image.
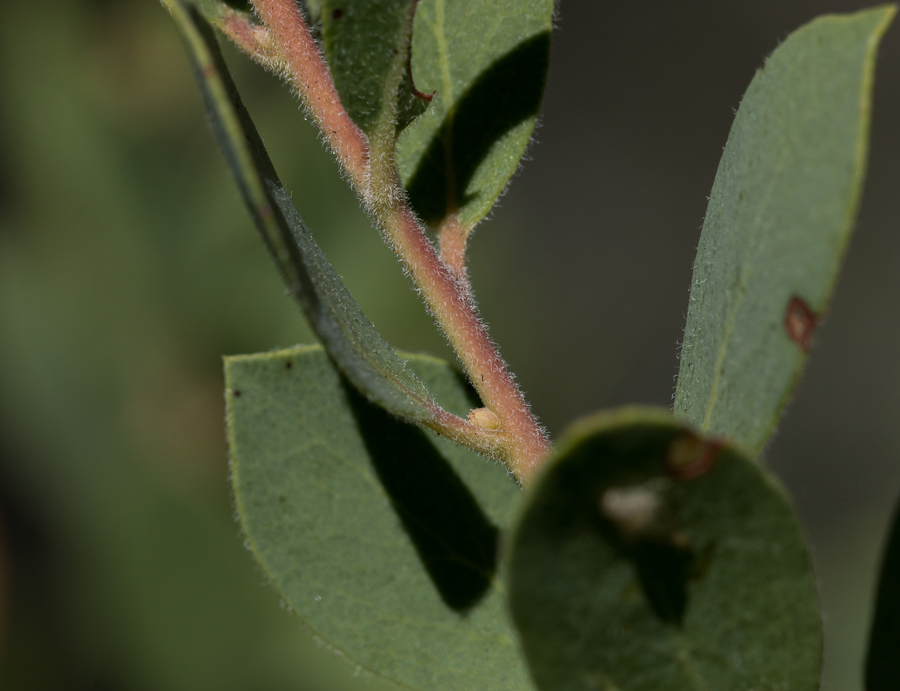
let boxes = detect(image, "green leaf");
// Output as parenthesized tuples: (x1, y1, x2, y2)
(319, 0, 553, 230)
(320, 0, 430, 140)
(507, 407, 821, 691)
(674, 7, 895, 455)
(226, 345, 533, 691)
(399, 0, 553, 229)
(168, 1, 441, 423)
(866, 494, 900, 690)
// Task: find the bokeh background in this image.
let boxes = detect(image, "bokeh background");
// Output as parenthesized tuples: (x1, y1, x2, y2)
(1, 0, 899, 688)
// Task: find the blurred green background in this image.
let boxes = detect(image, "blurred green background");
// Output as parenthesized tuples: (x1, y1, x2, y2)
(1, 0, 899, 689)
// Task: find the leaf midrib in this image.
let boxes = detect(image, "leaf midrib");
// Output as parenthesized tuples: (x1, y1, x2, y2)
(699, 147, 789, 438)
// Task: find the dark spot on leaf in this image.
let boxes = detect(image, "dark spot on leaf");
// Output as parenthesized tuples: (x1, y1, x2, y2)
(341, 379, 498, 612)
(285, 360, 293, 370)
(784, 295, 818, 351)
(665, 432, 722, 481)
(233, 390, 241, 397)
(331, 8, 343, 19)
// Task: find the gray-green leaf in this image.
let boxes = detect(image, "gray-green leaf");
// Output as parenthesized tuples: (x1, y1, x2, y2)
(226, 345, 533, 691)
(507, 407, 821, 691)
(399, 0, 553, 229)
(320, 0, 430, 140)
(674, 7, 895, 455)
(169, 0, 439, 423)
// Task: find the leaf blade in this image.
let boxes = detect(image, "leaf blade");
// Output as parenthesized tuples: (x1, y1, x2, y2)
(674, 7, 895, 454)
(399, 0, 553, 229)
(507, 407, 822, 691)
(320, 0, 428, 141)
(226, 345, 533, 691)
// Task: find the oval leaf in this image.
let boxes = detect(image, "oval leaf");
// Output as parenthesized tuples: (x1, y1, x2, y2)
(226, 345, 534, 691)
(169, 1, 441, 423)
(674, 7, 895, 455)
(399, 0, 553, 229)
(507, 407, 821, 691)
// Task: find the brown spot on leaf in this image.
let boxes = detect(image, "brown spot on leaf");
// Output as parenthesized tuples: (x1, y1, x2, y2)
(233, 390, 242, 397)
(331, 8, 343, 19)
(285, 360, 293, 370)
(784, 295, 818, 351)
(666, 433, 722, 481)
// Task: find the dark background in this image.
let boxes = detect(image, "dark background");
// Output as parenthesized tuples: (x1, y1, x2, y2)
(1, 1, 899, 689)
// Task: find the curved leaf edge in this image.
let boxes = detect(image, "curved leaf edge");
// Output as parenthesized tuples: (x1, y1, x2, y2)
(673, 6, 896, 457)
(225, 343, 513, 691)
(505, 405, 822, 691)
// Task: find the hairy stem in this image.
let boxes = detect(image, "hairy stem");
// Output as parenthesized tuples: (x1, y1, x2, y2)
(396, 205, 551, 481)
(250, 0, 369, 187)
(437, 215, 471, 287)
(217, 8, 282, 70)
(250, 0, 550, 481)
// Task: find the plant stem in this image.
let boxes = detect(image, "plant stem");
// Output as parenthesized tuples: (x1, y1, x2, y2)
(217, 9, 281, 70)
(250, 0, 369, 188)
(437, 214, 471, 287)
(250, 0, 551, 482)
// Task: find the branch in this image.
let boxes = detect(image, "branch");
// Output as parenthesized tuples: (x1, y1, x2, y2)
(250, 0, 551, 481)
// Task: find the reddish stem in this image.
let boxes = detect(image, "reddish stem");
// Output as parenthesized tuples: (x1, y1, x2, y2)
(437, 214, 471, 287)
(218, 10, 279, 68)
(388, 203, 550, 481)
(249, 0, 551, 481)
(250, 0, 369, 187)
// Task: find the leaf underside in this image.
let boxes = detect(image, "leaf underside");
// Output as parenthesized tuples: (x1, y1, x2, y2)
(169, 1, 439, 423)
(674, 7, 895, 455)
(226, 345, 532, 691)
(507, 407, 822, 691)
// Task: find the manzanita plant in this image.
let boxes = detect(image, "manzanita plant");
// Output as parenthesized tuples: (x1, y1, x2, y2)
(161, 1, 900, 689)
